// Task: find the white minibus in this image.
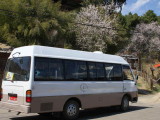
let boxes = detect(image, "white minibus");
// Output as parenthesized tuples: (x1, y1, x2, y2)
(0, 45, 138, 120)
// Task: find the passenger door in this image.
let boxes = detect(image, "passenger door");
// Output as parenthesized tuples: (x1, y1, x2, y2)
(122, 65, 137, 93)
(103, 64, 124, 106)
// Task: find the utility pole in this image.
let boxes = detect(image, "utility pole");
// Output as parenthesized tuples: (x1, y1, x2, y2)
(150, 66, 155, 90)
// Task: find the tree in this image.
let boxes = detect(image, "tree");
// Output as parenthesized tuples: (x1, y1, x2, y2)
(73, 4, 119, 52)
(83, 0, 126, 12)
(60, 0, 82, 10)
(82, 0, 105, 6)
(127, 22, 160, 58)
(157, 16, 160, 24)
(0, 0, 129, 53)
(141, 10, 157, 23)
(0, 0, 73, 47)
(124, 13, 140, 30)
(106, 13, 130, 54)
(105, 0, 126, 10)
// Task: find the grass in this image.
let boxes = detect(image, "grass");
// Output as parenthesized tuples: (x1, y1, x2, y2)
(137, 83, 142, 87)
(153, 84, 160, 93)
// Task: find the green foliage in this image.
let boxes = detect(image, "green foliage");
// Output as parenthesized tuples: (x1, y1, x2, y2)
(61, 0, 82, 10)
(141, 10, 158, 23)
(124, 12, 140, 29)
(106, 0, 126, 4)
(106, 13, 133, 54)
(137, 83, 142, 87)
(82, 0, 126, 6)
(82, 0, 104, 6)
(157, 16, 160, 24)
(153, 84, 160, 93)
(0, 0, 73, 47)
(0, 0, 160, 56)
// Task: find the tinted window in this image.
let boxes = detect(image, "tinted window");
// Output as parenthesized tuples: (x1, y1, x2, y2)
(88, 62, 97, 81)
(4, 57, 31, 81)
(35, 57, 64, 81)
(65, 60, 87, 81)
(123, 65, 134, 80)
(105, 64, 122, 81)
(105, 64, 114, 81)
(96, 63, 105, 81)
(113, 64, 122, 81)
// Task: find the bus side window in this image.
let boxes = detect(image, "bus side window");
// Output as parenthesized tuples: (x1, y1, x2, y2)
(122, 65, 134, 80)
(49, 59, 64, 80)
(105, 64, 114, 81)
(96, 63, 105, 81)
(105, 64, 122, 81)
(113, 64, 123, 81)
(35, 58, 48, 80)
(34, 57, 64, 81)
(88, 62, 97, 81)
(65, 60, 87, 81)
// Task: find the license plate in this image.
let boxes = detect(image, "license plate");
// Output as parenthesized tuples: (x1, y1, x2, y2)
(9, 96, 17, 101)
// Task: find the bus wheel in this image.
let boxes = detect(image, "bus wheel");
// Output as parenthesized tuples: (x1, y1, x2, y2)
(63, 100, 80, 120)
(120, 96, 129, 112)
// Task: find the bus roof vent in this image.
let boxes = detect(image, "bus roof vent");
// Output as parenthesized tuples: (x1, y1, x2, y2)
(93, 51, 103, 54)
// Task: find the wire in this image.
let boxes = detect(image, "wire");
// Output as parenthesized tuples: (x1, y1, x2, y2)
(0, 9, 19, 14)
(0, 12, 15, 17)
(75, 22, 113, 29)
(0, 8, 124, 31)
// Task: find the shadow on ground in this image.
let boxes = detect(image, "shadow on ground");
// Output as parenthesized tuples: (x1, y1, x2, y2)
(138, 89, 152, 95)
(10, 105, 150, 120)
(79, 106, 150, 120)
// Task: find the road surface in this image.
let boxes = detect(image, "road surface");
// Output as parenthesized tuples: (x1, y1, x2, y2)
(0, 94, 160, 120)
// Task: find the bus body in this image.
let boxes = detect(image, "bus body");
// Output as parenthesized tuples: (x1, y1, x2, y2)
(0, 45, 138, 117)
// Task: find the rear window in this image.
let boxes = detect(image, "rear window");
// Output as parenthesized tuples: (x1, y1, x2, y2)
(4, 57, 31, 81)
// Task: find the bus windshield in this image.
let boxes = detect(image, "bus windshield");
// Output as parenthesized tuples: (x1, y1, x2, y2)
(3, 57, 31, 81)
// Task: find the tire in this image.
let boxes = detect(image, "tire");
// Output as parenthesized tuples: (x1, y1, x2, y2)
(63, 100, 80, 120)
(120, 96, 129, 112)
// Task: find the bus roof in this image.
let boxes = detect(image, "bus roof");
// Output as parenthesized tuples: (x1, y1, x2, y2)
(10, 45, 129, 65)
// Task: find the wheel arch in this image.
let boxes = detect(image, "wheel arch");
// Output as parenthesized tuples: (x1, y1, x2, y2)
(64, 97, 82, 108)
(123, 93, 132, 101)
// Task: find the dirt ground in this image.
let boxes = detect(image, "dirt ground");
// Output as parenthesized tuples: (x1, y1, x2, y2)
(138, 92, 160, 104)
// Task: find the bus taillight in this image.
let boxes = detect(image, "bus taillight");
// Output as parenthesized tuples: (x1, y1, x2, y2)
(26, 90, 32, 103)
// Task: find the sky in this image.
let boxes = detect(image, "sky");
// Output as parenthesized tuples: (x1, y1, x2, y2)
(122, 0, 160, 16)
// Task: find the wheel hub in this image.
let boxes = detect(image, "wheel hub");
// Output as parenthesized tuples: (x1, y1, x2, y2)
(67, 104, 77, 116)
